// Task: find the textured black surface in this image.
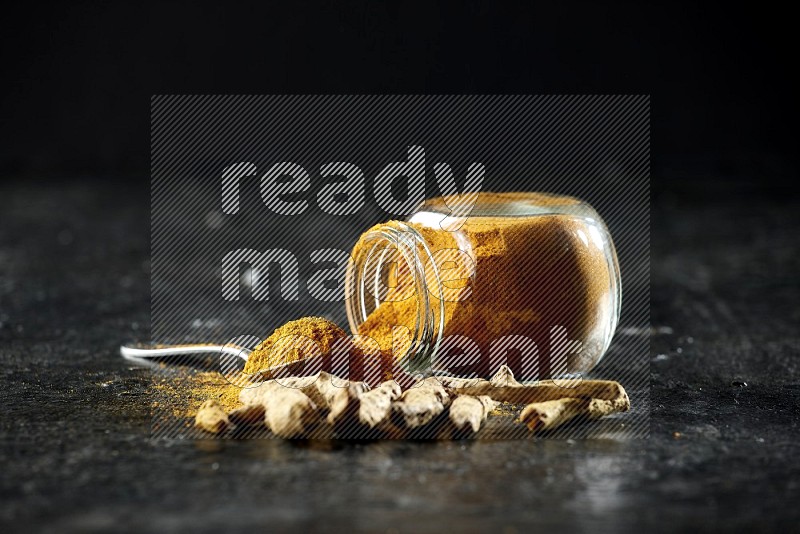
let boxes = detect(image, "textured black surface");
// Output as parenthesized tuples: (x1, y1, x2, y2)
(1, 179, 799, 532)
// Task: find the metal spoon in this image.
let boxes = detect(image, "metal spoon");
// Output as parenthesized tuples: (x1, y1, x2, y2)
(119, 342, 317, 378)
(120, 343, 250, 371)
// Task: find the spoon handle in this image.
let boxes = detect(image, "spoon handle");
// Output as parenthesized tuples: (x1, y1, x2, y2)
(120, 343, 251, 367)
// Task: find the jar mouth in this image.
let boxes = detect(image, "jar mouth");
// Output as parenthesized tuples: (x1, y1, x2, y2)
(346, 222, 446, 374)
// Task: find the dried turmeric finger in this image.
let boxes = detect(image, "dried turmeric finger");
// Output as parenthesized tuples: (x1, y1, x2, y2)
(489, 365, 523, 387)
(194, 399, 230, 434)
(519, 391, 631, 433)
(239, 381, 320, 438)
(519, 398, 587, 432)
(313, 372, 369, 424)
(357, 380, 402, 428)
(264, 388, 319, 438)
(449, 395, 497, 434)
(451, 379, 628, 405)
(228, 404, 265, 426)
(391, 377, 450, 429)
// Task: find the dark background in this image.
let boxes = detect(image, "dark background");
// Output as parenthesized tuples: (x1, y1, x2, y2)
(1, 2, 798, 532)
(1, 1, 797, 197)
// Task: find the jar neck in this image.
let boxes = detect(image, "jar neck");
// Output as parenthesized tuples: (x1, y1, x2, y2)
(346, 222, 445, 374)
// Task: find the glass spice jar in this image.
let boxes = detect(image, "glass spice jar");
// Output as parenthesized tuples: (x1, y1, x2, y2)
(346, 192, 621, 380)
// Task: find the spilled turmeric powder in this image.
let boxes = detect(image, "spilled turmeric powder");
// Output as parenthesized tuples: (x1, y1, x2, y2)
(152, 371, 242, 417)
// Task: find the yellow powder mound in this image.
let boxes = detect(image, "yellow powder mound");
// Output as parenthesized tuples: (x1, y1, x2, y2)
(243, 316, 348, 375)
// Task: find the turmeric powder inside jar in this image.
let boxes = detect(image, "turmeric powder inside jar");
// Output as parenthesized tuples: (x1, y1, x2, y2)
(348, 191, 620, 379)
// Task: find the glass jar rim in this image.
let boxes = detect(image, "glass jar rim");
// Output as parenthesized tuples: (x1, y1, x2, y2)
(345, 222, 446, 374)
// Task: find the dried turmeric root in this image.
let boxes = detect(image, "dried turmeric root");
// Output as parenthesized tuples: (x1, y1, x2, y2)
(519, 397, 587, 432)
(356, 380, 402, 428)
(448, 395, 497, 436)
(391, 377, 450, 429)
(239, 381, 320, 438)
(519, 391, 631, 433)
(228, 403, 265, 426)
(191, 362, 631, 439)
(449, 379, 627, 405)
(195, 399, 230, 434)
